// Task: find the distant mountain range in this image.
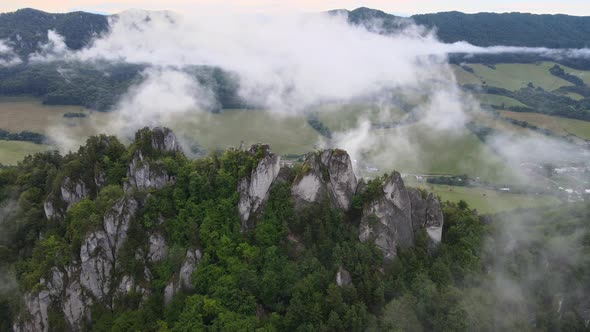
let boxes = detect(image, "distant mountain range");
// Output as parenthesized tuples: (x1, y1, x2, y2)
(1, 7, 590, 60)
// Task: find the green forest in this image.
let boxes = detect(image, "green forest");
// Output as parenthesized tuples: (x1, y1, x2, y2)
(0, 128, 588, 331)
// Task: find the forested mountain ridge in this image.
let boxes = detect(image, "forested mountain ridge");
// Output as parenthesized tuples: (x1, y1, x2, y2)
(2, 7, 590, 62)
(342, 7, 590, 48)
(0, 127, 589, 331)
(0, 8, 108, 58)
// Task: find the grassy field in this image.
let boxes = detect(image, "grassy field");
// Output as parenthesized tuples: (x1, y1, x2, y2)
(474, 93, 527, 108)
(453, 62, 574, 91)
(411, 183, 561, 214)
(362, 122, 518, 183)
(0, 97, 520, 181)
(313, 103, 407, 132)
(500, 110, 590, 140)
(451, 65, 483, 85)
(0, 141, 49, 165)
(168, 109, 321, 155)
(557, 62, 590, 86)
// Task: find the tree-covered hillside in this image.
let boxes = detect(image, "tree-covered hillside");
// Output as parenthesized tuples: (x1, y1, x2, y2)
(0, 8, 108, 58)
(343, 7, 590, 49)
(0, 128, 588, 331)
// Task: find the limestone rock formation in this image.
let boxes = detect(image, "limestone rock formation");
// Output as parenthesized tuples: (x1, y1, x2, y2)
(320, 150, 358, 210)
(124, 151, 173, 192)
(359, 172, 444, 259)
(408, 189, 444, 245)
(20, 197, 139, 330)
(164, 249, 202, 305)
(149, 127, 182, 153)
(336, 267, 352, 287)
(60, 177, 89, 208)
(291, 149, 357, 211)
(148, 232, 168, 263)
(124, 127, 180, 193)
(13, 291, 51, 332)
(237, 144, 281, 230)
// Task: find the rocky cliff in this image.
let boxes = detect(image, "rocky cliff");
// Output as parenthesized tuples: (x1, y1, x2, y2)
(11, 129, 444, 331)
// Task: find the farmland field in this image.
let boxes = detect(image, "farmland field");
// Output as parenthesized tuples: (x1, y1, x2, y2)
(0, 141, 49, 165)
(410, 182, 561, 214)
(474, 93, 527, 108)
(500, 110, 590, 140)
(455, 63, 573, 91)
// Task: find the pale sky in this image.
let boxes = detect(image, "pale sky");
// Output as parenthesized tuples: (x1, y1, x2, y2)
(1, 0, 590, 16)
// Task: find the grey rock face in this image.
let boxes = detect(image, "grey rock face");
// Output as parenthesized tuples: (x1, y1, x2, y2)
(424, 194, 444, 244)
(383, 172, 412, 223)
(41, 267, 65, 298)
(125, 151, 172, 193)
(291, 158, 326, 205)
(164, 249, 202, 305)
(61, 177, 89, 208)
(104, 197, 137, 258)
(359, 172, 415, 259)
(62, 279, 89, 330)
(148, 233, 168, 263)
(80, 230, 112, 300)
(336, 267, 352, 287)
(320, 150, 357, 211)
(292, 149, 357, 210)
(179, 249, 202, 289)
(150, 127, 181, 153)
(14, 291, 51, 332)
(360, 173, 444, 259)
(80, 197, 137, 301)
(164, 280, 176, 306)
(238, 144, 281, 228)
(43, 201, 57, 220)
(408, 189, 444, 245)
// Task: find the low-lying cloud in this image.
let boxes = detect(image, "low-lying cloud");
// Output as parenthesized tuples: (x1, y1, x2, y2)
(0, 39, 22, 66)
(25, 9, 590, 188)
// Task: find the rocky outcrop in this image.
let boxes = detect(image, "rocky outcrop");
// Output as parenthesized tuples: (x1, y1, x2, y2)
(43, 200, 59, 221)
(13, 291, 51, 332)
(237, 144, 281, 230)
(149, 127, 181, 153)
(60, 177, 89, 208)
(409, 189, 444, 245)
(291, 154, 326, 205)
(179, 249, 202, 289)
(360, 172, 444, 259)
(336, 267, 352, 287)
(124, 151, 173, 192)
(320, 150, 357, 210)
(124, 127, 181, 193)
(164, 249, 202, 305)
(43, 176, 90, 220)
(80, 197, 137, 300)
(148, 233, 168, 263)
(62, 279, 90, 329)
(80, 230, 113, 300)
(291, 149, 357, 211)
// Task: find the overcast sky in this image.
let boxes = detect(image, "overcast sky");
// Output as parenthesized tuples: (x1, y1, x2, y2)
(1, 0, 590, 16)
